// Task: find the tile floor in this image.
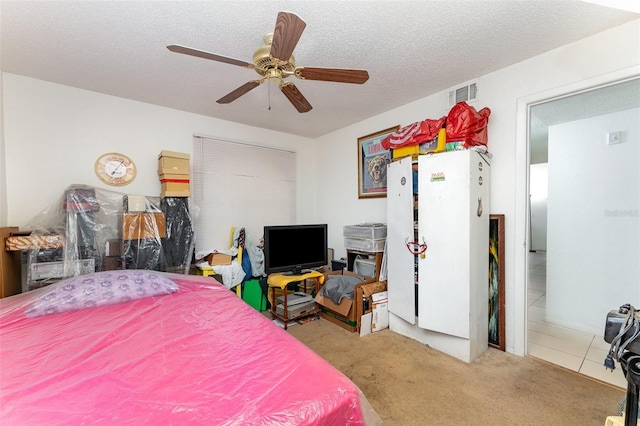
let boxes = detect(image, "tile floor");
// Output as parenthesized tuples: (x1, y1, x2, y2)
(527, 251, 627, 389)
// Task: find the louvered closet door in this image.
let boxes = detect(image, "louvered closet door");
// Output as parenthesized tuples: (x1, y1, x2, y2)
(387, 157, 416, 324)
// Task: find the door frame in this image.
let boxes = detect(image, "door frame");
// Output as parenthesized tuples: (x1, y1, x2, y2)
(513, 65, 640, 356)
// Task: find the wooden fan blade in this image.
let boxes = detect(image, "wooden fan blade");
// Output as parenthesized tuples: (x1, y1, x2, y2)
(217, 81, 261, 104)
(270, 12, 306, 62)
(280, 83, 312, 113)
(167, 45, 252, 68)
(297, 67, 369, 84)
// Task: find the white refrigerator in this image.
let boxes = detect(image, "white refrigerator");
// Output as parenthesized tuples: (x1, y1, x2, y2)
(387, 149, 490, 362)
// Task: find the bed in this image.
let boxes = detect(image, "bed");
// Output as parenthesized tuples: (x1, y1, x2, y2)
(0, 271, 381, 425)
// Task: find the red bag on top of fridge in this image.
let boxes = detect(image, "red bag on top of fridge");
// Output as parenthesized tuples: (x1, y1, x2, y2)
(381, 117, 446, 150)
(445, 101, 491, 148)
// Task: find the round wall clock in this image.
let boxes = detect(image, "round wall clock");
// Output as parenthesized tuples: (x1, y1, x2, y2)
(94, 152, 137, 186)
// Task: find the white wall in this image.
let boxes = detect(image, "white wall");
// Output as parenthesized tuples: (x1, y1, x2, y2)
(530, 163, 548, 252)
(0, 57, 7, 226)
(546, 108, 639, 334)
(2, 74, 318, 229)
(2, 19, 639, 356)
(314, 19, 640, 354)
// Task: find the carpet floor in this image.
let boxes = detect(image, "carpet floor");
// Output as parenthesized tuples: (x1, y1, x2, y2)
(287, 318, 625, 426)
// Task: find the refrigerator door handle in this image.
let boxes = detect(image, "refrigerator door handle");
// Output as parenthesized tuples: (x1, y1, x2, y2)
(405, 237, 428, 257)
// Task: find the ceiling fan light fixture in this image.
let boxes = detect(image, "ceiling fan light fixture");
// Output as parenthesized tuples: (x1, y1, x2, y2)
(266, 68, 282, 83)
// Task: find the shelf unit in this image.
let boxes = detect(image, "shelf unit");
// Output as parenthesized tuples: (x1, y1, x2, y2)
(267, 270, 325, 330)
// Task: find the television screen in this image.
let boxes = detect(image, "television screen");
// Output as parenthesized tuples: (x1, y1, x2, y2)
(263, 224, 328, 275)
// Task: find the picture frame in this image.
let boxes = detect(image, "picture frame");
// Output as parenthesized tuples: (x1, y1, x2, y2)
(357, 125, 400, 199)
(489, 214, 506, 351)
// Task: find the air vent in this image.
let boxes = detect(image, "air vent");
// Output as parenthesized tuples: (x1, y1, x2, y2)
(448, 82, 478, 106)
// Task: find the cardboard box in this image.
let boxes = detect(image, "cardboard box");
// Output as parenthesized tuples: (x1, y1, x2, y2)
(122, 212, 166, 240)
(160, 178, 191, 197)
(371, 291, 389, 332)
(159, 174, 190, 182)
(207, 252, 232, 266)
(315, 270, 376, 332)
(161, 189, 192, 198)
(123, 195, 147, 213)
(158, 150, 190, 175)
(161, 181, 190, 192)
(355, 281, 388, 332)
(159, 150, 190, 160)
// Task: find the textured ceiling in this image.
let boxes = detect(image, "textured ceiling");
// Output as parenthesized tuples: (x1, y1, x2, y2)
(1, 1, 638, 138)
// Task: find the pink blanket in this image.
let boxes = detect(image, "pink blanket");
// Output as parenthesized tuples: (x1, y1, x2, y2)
(0, 274, 369, 425)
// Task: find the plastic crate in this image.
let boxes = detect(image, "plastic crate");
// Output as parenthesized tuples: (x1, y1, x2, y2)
(354, 258, 376, 278)
(344, 237, 386, 252)
(343, 223, 387, 240)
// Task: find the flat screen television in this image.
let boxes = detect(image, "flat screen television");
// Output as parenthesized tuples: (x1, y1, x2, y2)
(263, 224, 328, 276)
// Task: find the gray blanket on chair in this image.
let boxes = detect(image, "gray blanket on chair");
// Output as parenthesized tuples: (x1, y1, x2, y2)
(319, 275, 365, 305)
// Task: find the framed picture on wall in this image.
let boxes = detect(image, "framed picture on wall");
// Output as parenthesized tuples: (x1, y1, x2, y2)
(489, 214, 506, 351)
(357, 125, 399, 199)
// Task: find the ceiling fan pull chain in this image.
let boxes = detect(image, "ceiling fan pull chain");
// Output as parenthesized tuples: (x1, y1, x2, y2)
(268, 78, 272, 110)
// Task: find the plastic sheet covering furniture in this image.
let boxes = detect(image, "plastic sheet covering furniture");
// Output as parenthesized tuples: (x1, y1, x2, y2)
(0, 272, 381, 425)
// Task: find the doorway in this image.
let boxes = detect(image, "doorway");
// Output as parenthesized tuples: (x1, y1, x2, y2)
(524, 77, 639, 388)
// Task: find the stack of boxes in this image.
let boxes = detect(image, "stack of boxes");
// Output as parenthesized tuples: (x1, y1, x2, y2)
(158, 151, 194, 273)
(158, 151, 191, 197)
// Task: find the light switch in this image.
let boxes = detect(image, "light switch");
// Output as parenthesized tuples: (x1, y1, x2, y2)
(607, 131, 622, 145)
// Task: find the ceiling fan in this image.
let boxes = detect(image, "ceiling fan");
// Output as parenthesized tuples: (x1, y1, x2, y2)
(167, 11, 369, 113)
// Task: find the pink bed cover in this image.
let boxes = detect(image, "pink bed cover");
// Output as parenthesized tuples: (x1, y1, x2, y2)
(0, 274, 378, 425)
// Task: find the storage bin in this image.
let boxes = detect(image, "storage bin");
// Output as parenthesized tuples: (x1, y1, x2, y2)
(243, 279, 267, 312)
(392, 144, 419, 159)
(343, 223, 387, 240)
(354, 258, 376, 278)
(344, 237, 386, 252)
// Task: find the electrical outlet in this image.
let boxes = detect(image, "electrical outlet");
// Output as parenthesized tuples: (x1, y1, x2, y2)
(606, 131, 622, 145)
